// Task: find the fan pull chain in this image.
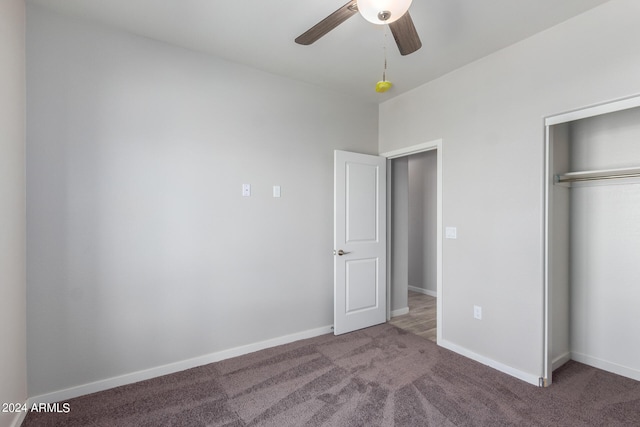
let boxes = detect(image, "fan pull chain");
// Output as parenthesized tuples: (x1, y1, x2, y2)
(376, 27, 392, 93)
(383, 27, 388, 81)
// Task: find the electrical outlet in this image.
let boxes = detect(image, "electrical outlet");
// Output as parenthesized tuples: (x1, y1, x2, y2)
(474, 305, 482, 320)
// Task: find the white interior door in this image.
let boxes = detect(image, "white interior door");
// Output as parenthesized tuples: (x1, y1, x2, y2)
(334, 150, 386, 335)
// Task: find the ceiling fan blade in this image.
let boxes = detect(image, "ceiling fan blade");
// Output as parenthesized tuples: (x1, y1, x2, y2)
(389, 11, 422, 56)
(295, 1, 358, 45)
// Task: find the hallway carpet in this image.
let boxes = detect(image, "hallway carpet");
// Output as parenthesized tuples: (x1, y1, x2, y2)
(23, 324, 640, 426)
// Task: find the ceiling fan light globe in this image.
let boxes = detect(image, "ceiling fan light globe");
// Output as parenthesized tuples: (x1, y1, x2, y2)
(357, 0, 413, 24)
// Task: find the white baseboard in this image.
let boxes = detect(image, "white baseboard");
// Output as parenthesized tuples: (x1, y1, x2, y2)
(391, 307, 409, 317)
(438, 339, 540, 386)
(408, 286, 437, 297)
(28, 325, 334, 405)
(552, 352, 571, 371)
(571, 351, 640, 381)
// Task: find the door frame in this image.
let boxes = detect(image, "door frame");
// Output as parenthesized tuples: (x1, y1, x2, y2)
(380, 139, 443, 344)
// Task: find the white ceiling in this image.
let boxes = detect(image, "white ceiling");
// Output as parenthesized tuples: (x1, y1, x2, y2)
(29, 0, 611, 104)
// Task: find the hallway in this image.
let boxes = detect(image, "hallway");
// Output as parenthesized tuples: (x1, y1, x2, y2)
(389, 291, 436, 342)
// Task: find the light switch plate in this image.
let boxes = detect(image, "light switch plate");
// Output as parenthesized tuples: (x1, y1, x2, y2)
(474, 305, 482, 320)
(273, 185, 281, 198)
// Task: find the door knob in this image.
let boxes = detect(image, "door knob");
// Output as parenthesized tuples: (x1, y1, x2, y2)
(337, 249, 351, 256)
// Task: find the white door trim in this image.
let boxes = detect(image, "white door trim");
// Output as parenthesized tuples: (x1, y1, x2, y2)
(380, 139, 443, 344)
(545, 93, 640, 126)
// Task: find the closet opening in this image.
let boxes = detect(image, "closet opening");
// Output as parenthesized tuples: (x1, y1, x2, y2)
(544, 95, 640, 385)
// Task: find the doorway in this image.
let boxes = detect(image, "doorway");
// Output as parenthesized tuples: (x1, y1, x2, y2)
(381, 140, 442, 344)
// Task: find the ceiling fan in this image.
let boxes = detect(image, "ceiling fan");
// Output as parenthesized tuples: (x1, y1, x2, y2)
(295, 0, 421, 56)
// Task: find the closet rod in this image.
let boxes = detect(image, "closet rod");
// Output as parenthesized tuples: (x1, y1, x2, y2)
(555, 166, 640, 184)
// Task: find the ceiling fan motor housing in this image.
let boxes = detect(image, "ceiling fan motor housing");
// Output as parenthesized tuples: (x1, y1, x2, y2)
(357, 0, 413, 24)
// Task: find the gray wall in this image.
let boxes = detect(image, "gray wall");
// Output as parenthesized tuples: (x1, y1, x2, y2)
(26, 4, 378, 397)
(390, 157, 408, 313)
(408, 151, 437, 295)
(379, 0, 640, 381)
(0, 1, 27, 426)
(569, 107, 640, 378)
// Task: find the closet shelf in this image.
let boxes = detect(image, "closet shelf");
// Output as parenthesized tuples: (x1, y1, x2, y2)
(555, 166, 640, 186)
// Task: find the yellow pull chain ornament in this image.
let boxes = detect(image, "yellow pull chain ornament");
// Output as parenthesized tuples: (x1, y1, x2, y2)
(376, 80, 392, 93)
